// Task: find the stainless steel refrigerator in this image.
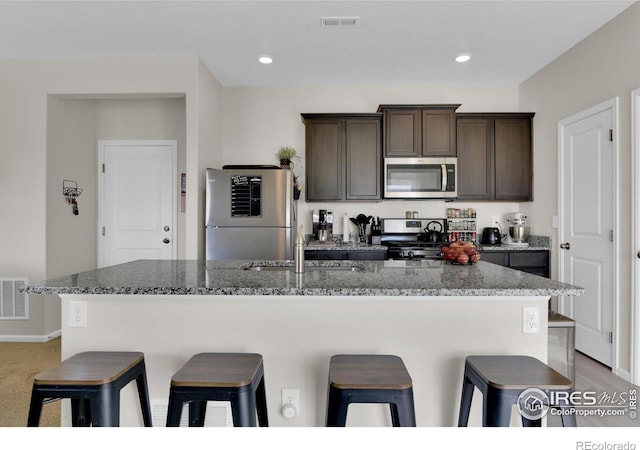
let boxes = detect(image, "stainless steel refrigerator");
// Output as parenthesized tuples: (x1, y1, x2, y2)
(205, 166, 295, 260)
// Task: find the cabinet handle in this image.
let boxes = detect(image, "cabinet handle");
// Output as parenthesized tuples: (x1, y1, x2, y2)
(560, 242, 571, 250)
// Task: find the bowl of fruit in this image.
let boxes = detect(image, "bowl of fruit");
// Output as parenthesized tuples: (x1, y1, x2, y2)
(441, 241, 481, 265)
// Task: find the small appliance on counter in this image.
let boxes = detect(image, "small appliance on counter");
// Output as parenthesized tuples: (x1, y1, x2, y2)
(504, 212, 530, 247)
(481, 227, 502, 246)
(311, 209, 334, 244)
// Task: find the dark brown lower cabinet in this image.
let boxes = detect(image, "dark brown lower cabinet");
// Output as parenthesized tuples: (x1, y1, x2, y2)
(481, 250, 550, 278)
(304, 250, 386, 261)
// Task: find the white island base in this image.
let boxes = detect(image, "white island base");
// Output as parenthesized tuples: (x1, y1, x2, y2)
(58, 293, 549, 427)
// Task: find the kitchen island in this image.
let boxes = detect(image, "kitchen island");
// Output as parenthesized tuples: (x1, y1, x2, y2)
(23, 259, 584, 427)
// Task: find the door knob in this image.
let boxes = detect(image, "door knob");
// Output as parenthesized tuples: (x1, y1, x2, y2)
(637, 251, 640, 259)
(560, 242, 571, 250)
(163, 238, 170, 244)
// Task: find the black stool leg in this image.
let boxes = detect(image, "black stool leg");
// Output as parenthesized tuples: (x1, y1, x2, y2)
(26, 387, 45, 427)
(458, 376, 474, 426)
(166, 388, 185, 426)
(393, 390, 417, 426)
(522, 417, 542, 427)
(91, 386, 120, 426)
(188, 401, 207, 426)
(135, 366, 153, 427)
(71, 398, 91, 426)
(255, 375, 269, 427)
(230, 388, 257, 426)
(483, 392, 512, 426)
(325, 386, 349, 427)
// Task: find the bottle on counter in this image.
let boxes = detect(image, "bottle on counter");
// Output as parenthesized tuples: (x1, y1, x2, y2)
(343, 213, 350, 243)
(295, 224, 305, 273)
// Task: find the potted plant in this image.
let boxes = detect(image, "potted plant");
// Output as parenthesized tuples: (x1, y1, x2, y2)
(277, 146, 297, 168)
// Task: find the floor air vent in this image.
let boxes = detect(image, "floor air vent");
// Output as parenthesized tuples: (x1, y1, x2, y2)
(0, 278, 28, 319)
(321, 16, 360, 27)
(151, 401, 230, 427)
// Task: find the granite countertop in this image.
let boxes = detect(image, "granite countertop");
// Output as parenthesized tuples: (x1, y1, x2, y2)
(22, 259, 585, 297)
(478, 235, 551, 252)
(479, 244, 551, 252)
(304, 242, 387, 251)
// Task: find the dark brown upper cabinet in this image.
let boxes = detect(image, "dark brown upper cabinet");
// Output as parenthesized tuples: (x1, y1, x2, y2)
(377, 104, 460, 157)
(301, 113, 382, 202)
(456, 113, 534, 202)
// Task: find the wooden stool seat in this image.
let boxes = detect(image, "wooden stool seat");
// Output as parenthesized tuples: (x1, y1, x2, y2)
(27, 351, 152, 427)
(166, 353, 268, 427)
(458, 355, 577, 427)
(325, 354, 416, 427)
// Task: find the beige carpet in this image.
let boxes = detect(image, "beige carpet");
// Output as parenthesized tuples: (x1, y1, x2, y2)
(0, 337, 61, 427)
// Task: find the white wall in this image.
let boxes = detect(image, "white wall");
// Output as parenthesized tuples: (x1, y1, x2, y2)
(0, 56, 222, 339)
(519, 2, 640, 374)
(221, 85, 524, 235)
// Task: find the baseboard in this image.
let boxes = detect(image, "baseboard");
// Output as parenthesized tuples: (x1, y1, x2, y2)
(614, 366, 632, 384)
(0, 330, 61, 342)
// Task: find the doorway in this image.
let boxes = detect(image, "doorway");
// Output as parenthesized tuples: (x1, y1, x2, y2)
(98, 140, 177, 268)
(558, 99, 617, 368)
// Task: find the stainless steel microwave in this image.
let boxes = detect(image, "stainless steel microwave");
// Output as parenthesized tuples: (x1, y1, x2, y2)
(384, 157, 457, 199)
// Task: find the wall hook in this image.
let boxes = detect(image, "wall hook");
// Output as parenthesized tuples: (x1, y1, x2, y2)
(62, 180, 83, 215)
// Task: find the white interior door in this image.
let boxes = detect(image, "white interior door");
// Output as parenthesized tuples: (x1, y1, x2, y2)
(98, 140, 177, 268)
(559, 102, 615, 367)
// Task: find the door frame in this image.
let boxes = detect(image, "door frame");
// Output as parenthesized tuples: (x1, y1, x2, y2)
(97, 139, 178, 268)
(557, 97, 619, 374)
(632, 88, 640, 385)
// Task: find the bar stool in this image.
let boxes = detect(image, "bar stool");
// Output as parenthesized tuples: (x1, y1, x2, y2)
(27, 351, 152, 427)
(458, 355, 577, 427)
(166, 353, 268, 427)
(325, 354, 416, 427)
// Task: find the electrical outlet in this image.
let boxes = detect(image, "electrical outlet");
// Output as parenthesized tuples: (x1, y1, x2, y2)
(523, 307, 539, 334)
(281, 388, 299, 419)
(492, 216, 501, 226)
(69, 301, 87, 327)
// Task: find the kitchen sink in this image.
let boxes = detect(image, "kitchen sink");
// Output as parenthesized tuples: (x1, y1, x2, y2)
(242, 264, 365, 272)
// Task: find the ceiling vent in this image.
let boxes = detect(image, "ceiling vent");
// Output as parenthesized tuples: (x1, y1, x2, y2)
(321, 16, 360, 28)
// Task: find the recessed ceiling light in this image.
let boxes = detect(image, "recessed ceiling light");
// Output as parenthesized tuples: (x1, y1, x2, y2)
(455, 54, 471, 63)
(258, 55, 273, 65)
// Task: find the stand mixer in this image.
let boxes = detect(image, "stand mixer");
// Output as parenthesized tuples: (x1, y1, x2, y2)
(504, 212, 530, 247)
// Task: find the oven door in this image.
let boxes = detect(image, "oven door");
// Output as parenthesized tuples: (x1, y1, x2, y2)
(384, 157, 456, 199)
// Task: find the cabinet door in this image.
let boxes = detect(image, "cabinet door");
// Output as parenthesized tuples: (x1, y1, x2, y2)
(346, 119, 381, 200)
(508, 251, 550, 278)
(422, 109, 456, 156)
(494, 118, 532, 201)
(480, 251, 507, 266)
(384, 110, 421, 157)
(456, 118, 494, 200)
(305, 120, 344, 201)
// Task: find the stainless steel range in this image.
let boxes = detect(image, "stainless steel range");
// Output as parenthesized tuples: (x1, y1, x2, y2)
(381, 218, 448, 260)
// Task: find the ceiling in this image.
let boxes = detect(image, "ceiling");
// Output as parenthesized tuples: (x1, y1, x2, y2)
(0, 0, 635, 86)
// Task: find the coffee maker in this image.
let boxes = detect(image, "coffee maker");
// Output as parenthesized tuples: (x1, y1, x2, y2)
(312, 209, 333, 241)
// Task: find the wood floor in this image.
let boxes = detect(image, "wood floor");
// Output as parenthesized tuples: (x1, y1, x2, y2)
(548, 351, 639, 427)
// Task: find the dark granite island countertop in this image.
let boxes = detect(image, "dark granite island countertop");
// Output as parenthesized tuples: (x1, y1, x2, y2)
(22, 259, 584, 297)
